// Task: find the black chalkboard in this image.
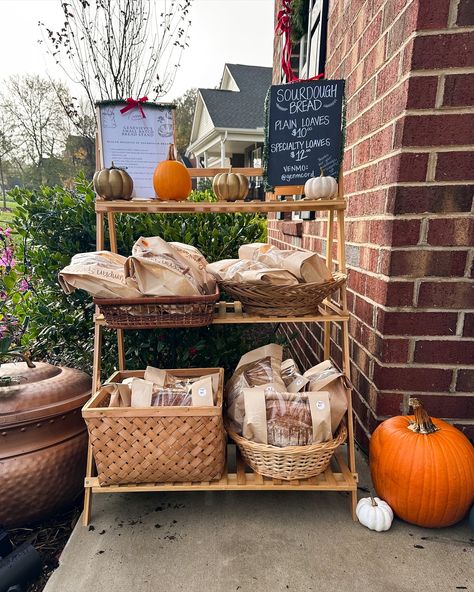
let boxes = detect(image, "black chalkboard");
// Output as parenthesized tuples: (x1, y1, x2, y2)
(265, 79, 345, 187)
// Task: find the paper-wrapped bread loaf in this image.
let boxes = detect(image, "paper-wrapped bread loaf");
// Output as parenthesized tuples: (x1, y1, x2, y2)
(59, 251, 142, 298)
(238, 243, 332, 283)
(206, 258, 298, 285)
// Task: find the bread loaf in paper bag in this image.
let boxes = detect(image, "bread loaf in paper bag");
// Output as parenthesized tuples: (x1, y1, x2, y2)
(125, 236, 208, 296)
(59, 251, 142, 298)
(225, 344, 286, 433)
(206, 259, 298, 285)
(242, 389, 332, 446)
(238, 242, 332, 283)
(303, 360, 350, 432)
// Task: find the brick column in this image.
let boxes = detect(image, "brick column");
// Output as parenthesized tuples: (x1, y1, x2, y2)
(270, 0, 474, 449)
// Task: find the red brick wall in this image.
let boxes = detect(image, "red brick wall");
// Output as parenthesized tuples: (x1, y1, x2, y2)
(270, 0, 474, 449)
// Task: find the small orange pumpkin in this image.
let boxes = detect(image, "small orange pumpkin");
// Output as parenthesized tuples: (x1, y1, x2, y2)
(370, 398, 474, 528)
(153, 144, 192, 201)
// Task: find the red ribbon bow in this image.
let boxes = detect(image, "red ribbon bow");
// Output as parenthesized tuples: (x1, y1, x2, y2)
(120, 96, 148, 118)
(275, 0, 324, 83)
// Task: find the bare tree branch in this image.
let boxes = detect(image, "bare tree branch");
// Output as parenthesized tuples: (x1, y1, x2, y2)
(40, 0, 193, 116)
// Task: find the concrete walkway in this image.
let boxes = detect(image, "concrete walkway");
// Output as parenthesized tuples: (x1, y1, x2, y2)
(45, 449, 473, 592)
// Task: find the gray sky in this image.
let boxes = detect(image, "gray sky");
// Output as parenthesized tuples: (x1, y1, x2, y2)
(0, 0, 274, 100)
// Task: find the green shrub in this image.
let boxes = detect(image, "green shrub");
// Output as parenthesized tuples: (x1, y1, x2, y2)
(10, 176, 277, 377)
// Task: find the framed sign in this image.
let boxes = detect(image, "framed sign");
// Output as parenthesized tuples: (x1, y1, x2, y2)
(265, 79, 345, 187)
(96, 100, 175, 199)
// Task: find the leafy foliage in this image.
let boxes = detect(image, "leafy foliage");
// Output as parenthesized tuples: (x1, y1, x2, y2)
(10, 176, 270, 377)
(175, 88, 198, 156)
(290, 0, 310, 42)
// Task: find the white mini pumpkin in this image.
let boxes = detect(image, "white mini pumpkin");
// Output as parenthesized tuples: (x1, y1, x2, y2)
(304, 168, 338, 200)
(356, 496, 393, 532)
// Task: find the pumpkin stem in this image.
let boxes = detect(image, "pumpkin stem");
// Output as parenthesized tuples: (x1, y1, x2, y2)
(167, 144, 176, 161)
(370, 495, 378, 507)
(319, 167, 325, 177)
(408, 398, 440, 434)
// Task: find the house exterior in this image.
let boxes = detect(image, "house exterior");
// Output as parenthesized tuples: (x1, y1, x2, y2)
(188, 64, 272, 171)
(271, 0, 474, 448)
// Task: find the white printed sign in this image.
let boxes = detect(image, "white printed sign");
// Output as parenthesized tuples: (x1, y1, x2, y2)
(97, 102, 175, 199)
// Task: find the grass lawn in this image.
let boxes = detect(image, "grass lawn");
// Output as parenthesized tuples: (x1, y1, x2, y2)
(0, 197, 16, 227)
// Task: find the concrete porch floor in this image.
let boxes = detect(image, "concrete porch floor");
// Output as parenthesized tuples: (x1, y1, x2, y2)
(45, 448, 473, 592)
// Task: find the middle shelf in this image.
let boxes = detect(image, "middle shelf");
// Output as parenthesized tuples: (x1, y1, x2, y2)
(94, 300, 350, 327)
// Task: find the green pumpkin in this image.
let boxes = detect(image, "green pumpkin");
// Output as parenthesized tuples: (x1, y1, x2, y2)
(93, 162, 133, 200)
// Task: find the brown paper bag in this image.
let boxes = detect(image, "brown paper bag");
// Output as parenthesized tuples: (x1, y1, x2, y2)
(191, 376, 214, 406)
(281, 359, 309, 392)
(105, 383, 132, 408)
(238, 243, 269, 260)
(131, 378, 154, 407)
(144, 367, 219, 403)
(242, 389, 332, 446)
(144, 366, 168, 386)
(125, 236, 207, 296)
(206, 258, 297, 285)
(238, 243, 332, 283)
(169, 242, 216, 294)
(307, 391, 332, 443)
(304, 360, 349, 432)
(225, 344, 285, 433)
(59, 251, 142, 298)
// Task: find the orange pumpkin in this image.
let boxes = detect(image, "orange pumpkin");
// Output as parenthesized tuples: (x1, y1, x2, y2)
(153, 144, 192, 201)
(370, 398, 474, 528)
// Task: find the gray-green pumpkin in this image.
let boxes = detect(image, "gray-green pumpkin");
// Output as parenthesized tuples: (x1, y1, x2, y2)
(93, 162, 133, 200)
(212, 173, 248, 201)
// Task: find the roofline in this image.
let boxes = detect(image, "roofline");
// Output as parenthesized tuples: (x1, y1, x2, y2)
(221, 64, 239, 91)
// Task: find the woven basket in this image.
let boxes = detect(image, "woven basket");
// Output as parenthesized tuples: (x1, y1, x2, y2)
(94, 287, 219, 329)
(219, 273, 346, 317)
(227, 423, 347, 481)
(82, 368, 226, 485)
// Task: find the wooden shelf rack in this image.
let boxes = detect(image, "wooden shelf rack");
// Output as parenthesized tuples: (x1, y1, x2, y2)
(83, 167, 357, 526)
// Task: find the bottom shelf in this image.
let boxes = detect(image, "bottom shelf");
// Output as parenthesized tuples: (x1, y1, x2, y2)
(85, 448, 358, 494)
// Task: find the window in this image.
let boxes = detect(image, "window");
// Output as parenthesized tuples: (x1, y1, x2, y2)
(306, 0, 329, 77)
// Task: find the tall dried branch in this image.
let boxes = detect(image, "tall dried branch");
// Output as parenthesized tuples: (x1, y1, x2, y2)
(39, 0, 193, 116)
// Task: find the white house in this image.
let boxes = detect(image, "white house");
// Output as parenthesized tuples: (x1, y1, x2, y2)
(187, 64, 272, 170)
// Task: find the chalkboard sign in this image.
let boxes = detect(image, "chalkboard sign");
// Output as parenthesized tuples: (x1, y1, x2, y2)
(265, 79, 345, 187)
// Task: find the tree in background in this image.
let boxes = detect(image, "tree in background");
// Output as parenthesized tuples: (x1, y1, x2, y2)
(175, 88, 197, 157)
(0, 75, 96, 187)
(40, 0, 193, 116)
(1, 76, 69, 183)
(0, 111, 17, 207)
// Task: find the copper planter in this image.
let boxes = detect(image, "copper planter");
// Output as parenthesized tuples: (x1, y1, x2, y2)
(0, 362, 91, 527)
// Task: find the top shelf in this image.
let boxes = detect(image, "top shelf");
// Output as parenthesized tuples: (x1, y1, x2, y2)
(95, 198, 346, 214)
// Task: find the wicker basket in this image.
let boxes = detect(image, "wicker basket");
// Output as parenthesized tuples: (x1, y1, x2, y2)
(82, 368, 226, 485)
(94, 287, 219, 328)
(219, 273, 346, 317)
(227, 423, 347, 481)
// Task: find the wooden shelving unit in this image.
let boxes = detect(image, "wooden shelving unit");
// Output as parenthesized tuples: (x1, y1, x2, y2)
(83, 167, 358, 526)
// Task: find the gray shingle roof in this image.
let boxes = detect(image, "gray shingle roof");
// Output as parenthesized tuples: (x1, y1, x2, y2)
(199, 64, 272, 130)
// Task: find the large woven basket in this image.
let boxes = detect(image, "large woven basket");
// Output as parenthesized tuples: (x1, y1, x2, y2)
(227, 423, 347, 481)
(82, 368, 226, 485)
(219, 273, 346, 317)
(94, 287, 219, 328)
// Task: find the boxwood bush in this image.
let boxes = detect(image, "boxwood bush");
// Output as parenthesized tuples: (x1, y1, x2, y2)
(9, 176, 285, 377)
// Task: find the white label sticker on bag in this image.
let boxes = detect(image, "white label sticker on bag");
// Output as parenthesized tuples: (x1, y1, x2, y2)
(198, 388, 207, 397)
(316, 400, 326, 410)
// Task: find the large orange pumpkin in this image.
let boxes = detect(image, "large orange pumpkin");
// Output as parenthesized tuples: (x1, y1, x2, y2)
(153, 144, 192, 201)
(370, 398, 474, 528)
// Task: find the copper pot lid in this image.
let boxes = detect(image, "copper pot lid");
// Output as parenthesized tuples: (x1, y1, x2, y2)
(0, 362, 91, 427)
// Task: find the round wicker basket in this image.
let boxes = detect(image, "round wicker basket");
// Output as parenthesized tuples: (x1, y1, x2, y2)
(219, 273, 346, 317)
(227, 422, 347, 481)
